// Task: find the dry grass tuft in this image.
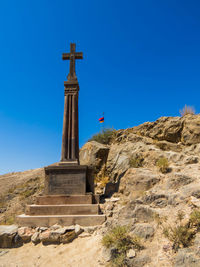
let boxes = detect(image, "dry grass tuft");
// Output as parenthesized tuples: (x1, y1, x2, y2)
(180, 104, 195, 117)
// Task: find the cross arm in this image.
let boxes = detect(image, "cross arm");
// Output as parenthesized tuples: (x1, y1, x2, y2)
(62, 53, 70, 60)
(74, 52, 83, 59)
(62, 52, 83, 60)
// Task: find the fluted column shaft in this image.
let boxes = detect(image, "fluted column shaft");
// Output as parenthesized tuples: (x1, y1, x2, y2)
(61, 84, 79, 163)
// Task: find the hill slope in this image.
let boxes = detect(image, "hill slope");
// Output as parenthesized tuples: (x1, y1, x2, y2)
(1, 114, 200, 266)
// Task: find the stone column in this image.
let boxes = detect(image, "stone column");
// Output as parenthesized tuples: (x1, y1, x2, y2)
(61, 81, 79, 164)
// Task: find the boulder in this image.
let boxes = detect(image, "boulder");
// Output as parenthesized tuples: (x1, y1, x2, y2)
(0, 225, 19, 248)
(40, 230, 60, 245)
(190, 196, 200, 208)
(126, 249, 136, 258)
(31, 232, 40, 245)
(167, 173, 194, 190)
(60, 230, 76, 244)
(74, 224, 83, 235)
(181, 115, 200, 145)
(128, 253, 151, 267)
(106, 142, 142, 181)
(133, 206, 156, 223)
(79, 141, 109, 173)
(18, 227, 35, 243)
(132, 116, 183, 143)
(174, 248, 200, 267)
(119, 168, 160, 196)
(131, 223, 155, 240)
(101, 247, 112, 262)
(141, 193, 168, 208)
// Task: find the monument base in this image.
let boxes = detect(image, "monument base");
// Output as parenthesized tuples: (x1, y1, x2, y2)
(44, 163, 87, 195)
(16, 163, 105, 227)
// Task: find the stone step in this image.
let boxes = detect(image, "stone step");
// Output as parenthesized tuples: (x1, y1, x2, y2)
(17, 214, 106, 227)
(36, 195, 99, 205)
(27, 204, 99, 215)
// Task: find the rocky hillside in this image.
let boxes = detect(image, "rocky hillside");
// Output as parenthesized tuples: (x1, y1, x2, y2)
(0, 168, 44, 224)
(1, 114, 200, 266)
(80, 114, 200, 266)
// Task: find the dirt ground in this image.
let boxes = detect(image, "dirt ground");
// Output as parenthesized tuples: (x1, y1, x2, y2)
(0, 235, 103, 267)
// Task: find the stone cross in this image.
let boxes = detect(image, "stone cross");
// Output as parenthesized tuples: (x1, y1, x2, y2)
(62, 43, 83, 81)
(61, 43, 83, 164)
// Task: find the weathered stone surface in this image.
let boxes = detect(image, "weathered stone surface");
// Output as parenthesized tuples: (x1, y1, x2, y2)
(119, 168, 160, 194)
(174, 248, 200, 267)
(44, 165, 87, 195)
(116, 202, 136, 225)
(104, 182, 117, 197)
(126, 249, 136, 258)
(156, 140, 183, 152)
(131, 223, 155, 239)
(133, 206, 155, 223)
(184, 156, 199, 164)
(31, 232, 40, 244)
(181, 115, 200, 145)
(141, 193, 168, 208)
(190, 196, 200, 208)
(40, 230, 60, 244)
(74, 224, 83, 235)
(82, 226, 98, 234)
(128, 253, 151, 267)
(167, 173, 194, 189)
(132, 116, 183, 143)
(60, 230, 76, 244)
(0, 250, 9, 256)
(79, 141, 109, 173)
(101, 247, 112, 262)
(18, 227, 35, 243)
(0, 225, 18, 248)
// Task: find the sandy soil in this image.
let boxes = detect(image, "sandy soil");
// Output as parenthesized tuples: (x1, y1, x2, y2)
(0, 235, 103, 267)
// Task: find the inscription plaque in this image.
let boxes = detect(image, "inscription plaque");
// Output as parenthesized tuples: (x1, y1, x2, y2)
(44, 164, 87, 195)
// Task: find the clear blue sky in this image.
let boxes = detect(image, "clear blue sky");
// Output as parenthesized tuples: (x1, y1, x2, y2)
(0, 0, 200, 174)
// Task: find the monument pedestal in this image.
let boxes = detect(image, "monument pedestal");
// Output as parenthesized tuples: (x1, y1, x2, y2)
(44, 163, 87, 195)
(17, 163, 105, 227)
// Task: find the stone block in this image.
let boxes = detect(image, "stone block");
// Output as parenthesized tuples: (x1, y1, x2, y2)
(27, 204, 99, 215)
(44, 164, 87, 195)
(36, 194, 93, 205)
(17, 214, 106, 227)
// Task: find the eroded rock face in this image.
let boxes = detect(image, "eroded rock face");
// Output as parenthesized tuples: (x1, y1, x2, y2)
(182, 115, 200, 145)
(18, 227, 35, 243)
(79, 141, 109, 173)
(131, 223, 155, 240)
(128, 114, 200, 146)
(132, 116, 184, 143)
(0, 225, 19, 248)
(132, 206, 156, 223)
(174, 248, 200, 267)
(119, 168, 160, 196)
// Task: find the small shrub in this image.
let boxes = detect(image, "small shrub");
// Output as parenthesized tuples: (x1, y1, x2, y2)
(95, 175, 109, 187)
(129, 155, 144, 168)
(189, 209, 200, 230)
(102, 225, 143, 266)
(89, 128, 115, 145)
(162, 210, 196, 251)
(156, 157, 169, 173)
(163, 224, 195, 251)
(180, 105, 195, 117)
(177, 210, 185, 222)
(19, 188, 36, 200)
(0, 214, 15, 225)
